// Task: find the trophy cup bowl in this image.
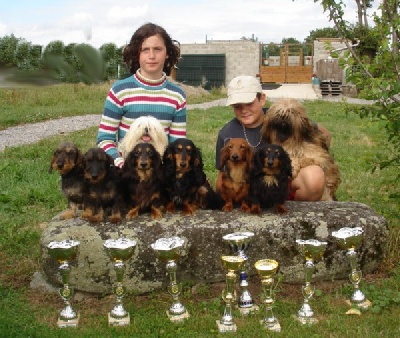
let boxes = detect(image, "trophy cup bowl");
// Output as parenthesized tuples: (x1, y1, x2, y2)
(223, 231, 256, 314)
(104, 237, 137, 326)
(331, 227, 371, 310)
(217, 255, 245, 333)
(47, 239, 80, 328)
(151, 236, 189, 322)
(296, 239, 327, 325)
(254, 259, 281, 332)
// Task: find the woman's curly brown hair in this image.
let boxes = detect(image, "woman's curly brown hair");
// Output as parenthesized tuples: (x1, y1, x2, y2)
(122, 22, 180, 76)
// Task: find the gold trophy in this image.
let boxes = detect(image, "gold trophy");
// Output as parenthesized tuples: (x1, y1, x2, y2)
(332, 227, 371, 310)
(103, 237, 137, 326)
(296, 239, 327, 325)
(47, 239, 80, 328)
(151, 236, 189, 322)
(254, 259, 281, 332)
(216, 255, 245, 333)
(223, 231, 258, 314)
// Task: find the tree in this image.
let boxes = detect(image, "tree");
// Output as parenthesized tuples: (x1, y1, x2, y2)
(314, 0, 400, 197)
(0, 34, 19, 67)
(304, 27, 341, 43)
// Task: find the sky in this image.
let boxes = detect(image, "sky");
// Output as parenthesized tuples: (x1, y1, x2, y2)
(0, 0, 380, 48)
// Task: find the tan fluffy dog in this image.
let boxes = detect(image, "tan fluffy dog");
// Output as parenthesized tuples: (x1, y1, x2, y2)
(261, 98, 340, 200)
(118, 116, 168, 158)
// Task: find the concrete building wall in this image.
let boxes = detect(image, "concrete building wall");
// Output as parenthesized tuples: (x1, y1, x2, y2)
(180, 40, 260, 86)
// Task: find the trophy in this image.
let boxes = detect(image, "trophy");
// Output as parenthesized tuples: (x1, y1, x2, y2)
(217, 255, 245, 333)
(104, 237, 137, 326)
(332, 227, 371, 310)
(223, 231, 258, 314)
(254, 259, 281, 332)
(47, 239, 80, 327)
(296, 239, 327, 325)
(151, 236, 189, 322)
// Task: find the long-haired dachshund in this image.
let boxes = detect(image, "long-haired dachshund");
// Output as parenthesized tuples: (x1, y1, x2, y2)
(49, 141, 85, 219)
(249, 144, 292, 215)
(163, 138, 221, 215)
(81, 148, 122, 223)
(261, 98, 340, 200)
(120, 143, 166, 220)
(216, 138, 253, 212)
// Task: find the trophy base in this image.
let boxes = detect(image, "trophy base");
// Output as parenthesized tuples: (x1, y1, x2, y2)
(108, 312, 130, 326)
(294, 314, 318, 325)
(167, 310, 190, 323)
(238, 304, 259, 315)
(216, 320, 237, 333)
(57, 314, 79, 328)
(260, 319, 281, 332)
(345, 299, 372, 311)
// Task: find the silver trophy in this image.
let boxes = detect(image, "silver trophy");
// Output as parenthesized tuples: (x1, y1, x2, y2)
(151, 236, 189, 322)
(296, 239, 327, 325)
(223, 231, 258, 314)
(217, 255, 245, 333)
(254, 259, 281, 332)
(332, 227, 371, 310)
(47, 239, 80, 327)
(104, 237, 137, 326)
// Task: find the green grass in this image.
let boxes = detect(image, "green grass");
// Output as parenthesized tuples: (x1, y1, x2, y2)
(0, 84, 399, 337)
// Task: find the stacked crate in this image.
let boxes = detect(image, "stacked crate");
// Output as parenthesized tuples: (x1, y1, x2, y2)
(319, 80, 342, 96)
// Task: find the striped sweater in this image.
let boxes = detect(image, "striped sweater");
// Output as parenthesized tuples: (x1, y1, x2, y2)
(96, 70, 187, 167)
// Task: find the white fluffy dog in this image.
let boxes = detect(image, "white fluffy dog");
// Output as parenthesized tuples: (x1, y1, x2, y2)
(118, 116, 168, 158)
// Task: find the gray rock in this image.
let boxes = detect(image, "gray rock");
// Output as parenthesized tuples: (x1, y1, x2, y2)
(39, 201, 388, 294)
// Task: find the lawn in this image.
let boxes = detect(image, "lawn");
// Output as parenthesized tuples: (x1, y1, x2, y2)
(0, 84, 399, 337)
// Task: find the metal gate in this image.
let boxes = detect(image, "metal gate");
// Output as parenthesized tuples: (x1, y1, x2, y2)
(259, 43, 313, 83)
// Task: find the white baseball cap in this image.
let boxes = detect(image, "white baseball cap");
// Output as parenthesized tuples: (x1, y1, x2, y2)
(226, 75, 263, 106)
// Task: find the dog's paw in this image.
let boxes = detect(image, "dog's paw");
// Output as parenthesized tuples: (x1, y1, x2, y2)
(250, 204, 261, 214)
(108, 213, 122, 223)
(151, 207, 164, 219)
(59, 208, 76, 220)
(222, 202, 233, 212)
(275, 204, 288, 215)
(126, 207, 139, 219)
(240, 202, 251, 213)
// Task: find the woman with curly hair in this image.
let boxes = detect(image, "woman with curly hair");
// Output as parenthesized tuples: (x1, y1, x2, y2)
(96, 23, 186, 168)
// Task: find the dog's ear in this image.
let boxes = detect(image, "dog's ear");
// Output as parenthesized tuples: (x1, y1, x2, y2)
(192, 146, 203, 169)
(218, 144, 229, 170)
(245, 146, 254, 170)
(75, 148, 85, 170)
(162, 144, 175, 177)
(251, 149, 263, 176)
(281, 150, 293, 178)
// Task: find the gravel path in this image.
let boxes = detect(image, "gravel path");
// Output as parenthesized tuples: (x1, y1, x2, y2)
(0, 94, 373, 151)
(0, 99, 227, 151)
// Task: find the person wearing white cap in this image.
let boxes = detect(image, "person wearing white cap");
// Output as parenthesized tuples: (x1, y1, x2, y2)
(215, 75, 331, 201)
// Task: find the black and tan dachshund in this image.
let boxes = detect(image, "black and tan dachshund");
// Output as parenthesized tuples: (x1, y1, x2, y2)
(248, 144, 292, 215)
(163, 138, 221, 215)
(81, 148, 122, 223)
(49, 141, 85, 219)
(120, 143, 166, 220)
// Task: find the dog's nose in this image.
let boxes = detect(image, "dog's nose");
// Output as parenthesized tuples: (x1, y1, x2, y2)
(140, 162, 147, 168)
(144, 127, 149, 134)
(180, 162, 187, 168)
(231, 154, 239, 161)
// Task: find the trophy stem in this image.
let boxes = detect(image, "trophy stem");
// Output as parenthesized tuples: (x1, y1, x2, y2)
(47, 239, 80, 328)
(218, 270, 237, 331)
(58, 263, 78, 322)
(297, 260, 317, 324)
(109, 261, 129, 320)
(260, 277, 280, 331)
(166, 260, 188, 319)
(346, 249, 369, 309)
